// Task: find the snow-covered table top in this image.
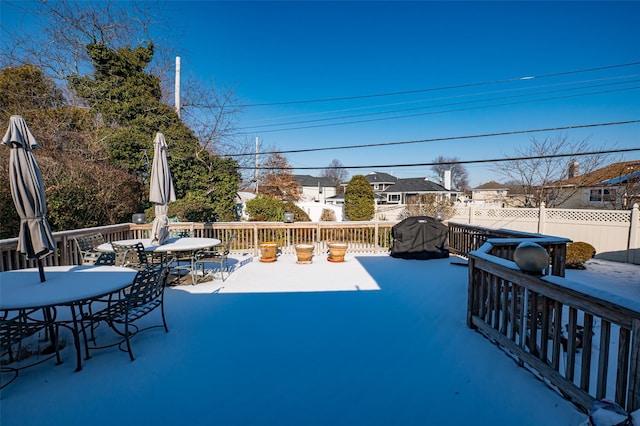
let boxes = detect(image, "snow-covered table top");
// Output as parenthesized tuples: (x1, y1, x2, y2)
(96, 237, 221, 253)
(0, 265, 137, 310)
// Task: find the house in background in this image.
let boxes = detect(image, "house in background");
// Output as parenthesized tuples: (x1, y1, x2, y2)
(292, 175, 337, 204)
(471, 181, 509, 206)
(364, 171, 398, 194)
(326, 171, 458, 206)
(327, 171, 397, 206)
(542, 161, 640, 209)
(471, 181, 528, 207)
(382, 177, 459, 204)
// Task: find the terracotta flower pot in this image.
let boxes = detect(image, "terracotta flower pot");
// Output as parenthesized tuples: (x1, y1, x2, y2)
(327, 242, 347, 262)
(259, 242, 278, 262)
(295, 243, 314, 264)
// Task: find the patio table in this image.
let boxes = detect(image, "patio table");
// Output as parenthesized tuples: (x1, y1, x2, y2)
(0, 265, 138, 371)
(96, 237, 221, 284)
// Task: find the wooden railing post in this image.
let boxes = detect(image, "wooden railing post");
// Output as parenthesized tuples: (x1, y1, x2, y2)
(629, 318, 640, 412)
(467, 257, 477, 329)
(253, 223, 259, 257)
(629, 204, 639, 264)
(374, 222, 379, 254)
(538, 202, 546, 234)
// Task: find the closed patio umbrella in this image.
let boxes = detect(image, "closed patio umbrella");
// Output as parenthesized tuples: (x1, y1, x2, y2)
(149, 132, 176, 245)
(2, 115, 56, 282)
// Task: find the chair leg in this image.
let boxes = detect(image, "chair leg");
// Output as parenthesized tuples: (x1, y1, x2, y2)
(124, 318, 134, 362)
(69, 304, 90, 368)
(221, 258, 229, 282)
(161, 301, 169, 333)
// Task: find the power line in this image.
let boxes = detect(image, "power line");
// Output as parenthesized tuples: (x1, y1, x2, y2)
(243, 74, 640, 125)
(236, 86, 640, 134)
(238, 147, 640, 171)
(237, 78, 640, 131)
(236, 61, 640, 107)
(225, 119, 640, 157)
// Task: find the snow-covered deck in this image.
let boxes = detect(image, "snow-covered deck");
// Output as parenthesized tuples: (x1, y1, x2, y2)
(4, 253, 637, 425)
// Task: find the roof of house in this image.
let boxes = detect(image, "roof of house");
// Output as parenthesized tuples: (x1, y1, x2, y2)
(325, 193, 344, 200)
(548, 161, 640, 188)
(472, 181, 528, 195)
(504, 184, 528, 195)
(293, 175, 336, 187)
(325, 193, 386, 201)
(365, 171, 398, 184)
(382, 177, 449, 193)
(472, 181, 508, 190)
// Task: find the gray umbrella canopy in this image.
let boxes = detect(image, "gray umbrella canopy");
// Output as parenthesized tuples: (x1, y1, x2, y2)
(149, 132, 176, 245)
(2, 115, 56, 281)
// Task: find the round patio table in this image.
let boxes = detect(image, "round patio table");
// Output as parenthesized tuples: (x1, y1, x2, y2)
(95, 237, 221, 254)
(96, 237, 221, 284)
(0, 265, 138, 371)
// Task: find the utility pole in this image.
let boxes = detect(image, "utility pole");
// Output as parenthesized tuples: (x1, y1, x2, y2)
(175, 56, 181, 118)
(255, 136, 259, 194)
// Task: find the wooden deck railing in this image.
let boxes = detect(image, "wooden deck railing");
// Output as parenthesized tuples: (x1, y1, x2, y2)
(0, 221, 395, 272)
(448, 221, 571, 277)
(467, 241, 640, 414)
(4, 219, 638, 414)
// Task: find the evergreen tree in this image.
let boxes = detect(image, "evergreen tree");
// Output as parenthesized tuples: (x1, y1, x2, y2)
(68, 42, 240, 220)
(344, 175, 374, 221)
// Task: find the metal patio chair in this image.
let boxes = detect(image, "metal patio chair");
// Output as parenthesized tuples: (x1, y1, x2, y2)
(111, 242, 150, 270)
(88, 260, 172, 361)
(74, 233, 109, 265)
(1, 308, 61, 389)
(194, 233, 236, 283)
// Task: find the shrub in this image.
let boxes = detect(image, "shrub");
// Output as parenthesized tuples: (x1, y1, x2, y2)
(566, 242, 596, 269)
(283, 201, 311, 222)
(245, 195, 310, 222)
(153, 191, 215, 222)
(320, 208, 337, 221)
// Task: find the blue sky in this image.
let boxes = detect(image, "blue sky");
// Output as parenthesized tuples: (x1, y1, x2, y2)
(3, 1, 640, 186)
(168, 1, 640, 186)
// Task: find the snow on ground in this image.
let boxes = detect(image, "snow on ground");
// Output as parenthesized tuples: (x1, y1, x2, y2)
(3, 253, 637, 425)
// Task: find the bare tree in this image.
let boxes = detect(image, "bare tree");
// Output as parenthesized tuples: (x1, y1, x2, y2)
(397, 194, 455, 221)
(321, 158, 349, 194)
(178, 77, 253, 179)
(1, 1, 172, 83)
(431, 156, 469, 191)
(492, 135, 613, 207)
(258, 153, 301, 201)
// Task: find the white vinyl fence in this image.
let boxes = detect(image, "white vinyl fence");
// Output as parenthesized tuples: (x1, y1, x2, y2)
(447, 203, 640, 264)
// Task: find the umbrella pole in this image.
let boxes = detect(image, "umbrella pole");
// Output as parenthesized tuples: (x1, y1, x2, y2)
(38, 259, 46, 282)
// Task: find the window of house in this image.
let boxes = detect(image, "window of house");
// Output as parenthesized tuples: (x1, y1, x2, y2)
(589, 188, 616, 202)
(388, 194, 400, 203)
(603, 188, 616, 201)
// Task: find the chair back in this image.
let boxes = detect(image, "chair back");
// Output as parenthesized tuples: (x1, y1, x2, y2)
(111, 242, 149, 268)
(74, 233, 106, 265)
(127, 263, 170, 310)
(221, 232, 237, 255)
